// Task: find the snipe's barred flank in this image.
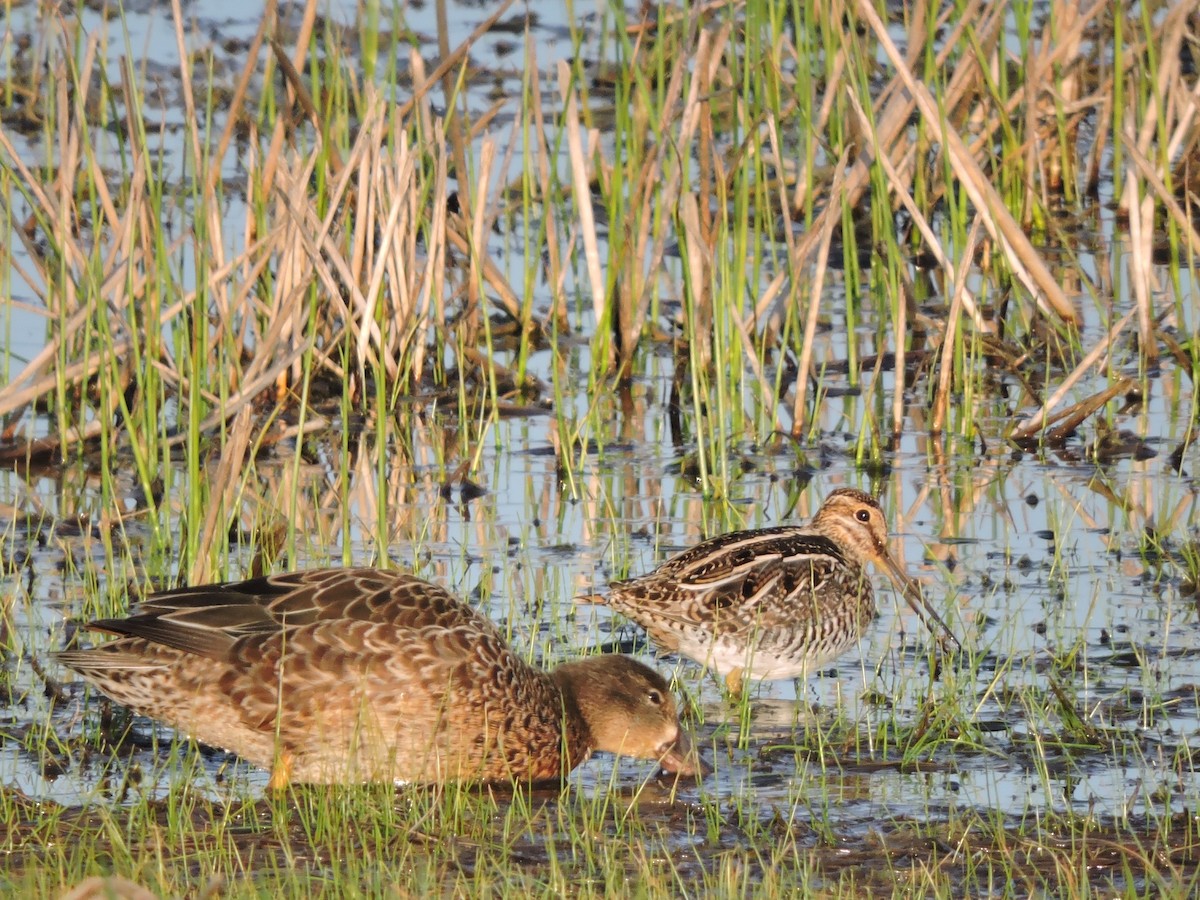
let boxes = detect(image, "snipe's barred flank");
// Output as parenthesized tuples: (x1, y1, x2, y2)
(577, 488, 959, 694)
(57, 568, 703, 786)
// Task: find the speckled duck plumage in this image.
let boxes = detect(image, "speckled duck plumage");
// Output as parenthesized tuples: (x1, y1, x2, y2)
(57, 568, 701, 786)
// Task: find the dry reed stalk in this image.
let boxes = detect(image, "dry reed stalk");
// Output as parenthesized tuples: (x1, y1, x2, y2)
(1125, 4, 1192, 165)
(233, 142, 266, 358)
(163, 352, 315, 450)
(203, 12, 271, 199)
(1084, 84, 1112, 197)
(268, 149, 328, 396)
(260, 0, 317, 202)
(527, 42, 568, 333)
(695, 28, 733, 368)
(170, 0, 210, 184)
(842, 86, 993, 335)
(349, 128, 373, 292)
(1121, 134, 1200, 260)
(435, 0, 471, 223)
(360, 125, 418, 382)
(51, 51, 80, 313)
(270, 37, 344, 177)
(1025, 1, 1083, 207)
(750, 30, 842, 353)
(1121, 4, 1197, 367)
(405, 53, 449, 378)
(469, 137, 497, 323)
(679, 193, 712, 372)
(466, 99, 507, 142)
(393, 0, 516, 123)
(891, 279, 909, 440)
(423, 122, 450, 379)
(1009, 310, 1134, 441)
(410, 52, 435, 143)
(0, 420, 109, 463)
(1042, 377, 1136, 445)
(0, 42, 189, 438)
(198, 157, 232, 348)
(443, 222, 526, 324)
(274, 113, 406, 384)
(199, 230, 278, 386)
(1121, 170, 1158, 367)
(385, 130, 424, 375)
(696, 70, 715, 253)
(856, 0, 1079, 326)
(190, 405, 255, 584)
(261, 4, 318, 400)
(789, 157, 846, 437)
(613, 17, 706, 372)
(931, 217, 984, 434)
(675, 28, 723, 375)
(557, 60, 606, 336)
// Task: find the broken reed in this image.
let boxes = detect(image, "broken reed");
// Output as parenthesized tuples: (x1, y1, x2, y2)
(0, 0, 1196, 535)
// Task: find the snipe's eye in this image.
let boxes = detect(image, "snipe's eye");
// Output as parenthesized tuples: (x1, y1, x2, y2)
(855, 509, 871, 523)
(647, 689, 663, 706)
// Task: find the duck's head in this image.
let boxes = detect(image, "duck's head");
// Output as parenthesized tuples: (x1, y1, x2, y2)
(553, 655, 705, 777)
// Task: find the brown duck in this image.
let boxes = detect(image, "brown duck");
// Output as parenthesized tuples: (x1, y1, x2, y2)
(56, 568, 701, 786)
(578, 488, 960, 694)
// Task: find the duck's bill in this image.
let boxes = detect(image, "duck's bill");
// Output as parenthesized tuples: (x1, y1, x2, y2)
(880, 555, 961, 652)
(657, 730, 710, 777)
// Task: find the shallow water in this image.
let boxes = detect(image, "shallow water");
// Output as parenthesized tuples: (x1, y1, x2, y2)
(3, 361, 1196, 822)
(1, 0, 1199, 892)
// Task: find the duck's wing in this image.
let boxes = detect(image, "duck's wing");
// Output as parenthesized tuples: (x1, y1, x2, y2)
(82, 568, 501, 662)
(67, 570, 532, 766)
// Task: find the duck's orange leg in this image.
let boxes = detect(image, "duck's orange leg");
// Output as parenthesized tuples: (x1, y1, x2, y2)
(268, 750, 294, 791)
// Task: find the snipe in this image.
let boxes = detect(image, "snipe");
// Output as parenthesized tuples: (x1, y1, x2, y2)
(57, 568, 703, 785)
(577, 488, 959, 694)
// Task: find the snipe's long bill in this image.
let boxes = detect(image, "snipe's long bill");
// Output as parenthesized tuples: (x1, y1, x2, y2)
(578, 488, 960, 694)
(56, 568, 704, 786)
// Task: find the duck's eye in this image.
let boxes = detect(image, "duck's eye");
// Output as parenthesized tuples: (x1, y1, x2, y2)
(855, 509, 871, 523)
(647, 689, 663, 706)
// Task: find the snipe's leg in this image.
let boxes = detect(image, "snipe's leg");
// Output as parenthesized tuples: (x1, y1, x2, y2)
(724, 668, 745, 697)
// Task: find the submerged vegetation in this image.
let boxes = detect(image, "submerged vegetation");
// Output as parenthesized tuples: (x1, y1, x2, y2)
(0, 0, 1198, 894)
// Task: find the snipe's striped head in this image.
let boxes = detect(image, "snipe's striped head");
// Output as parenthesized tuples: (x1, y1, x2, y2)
(810, 488, 901, 567)
(813, 488, 959, 650)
